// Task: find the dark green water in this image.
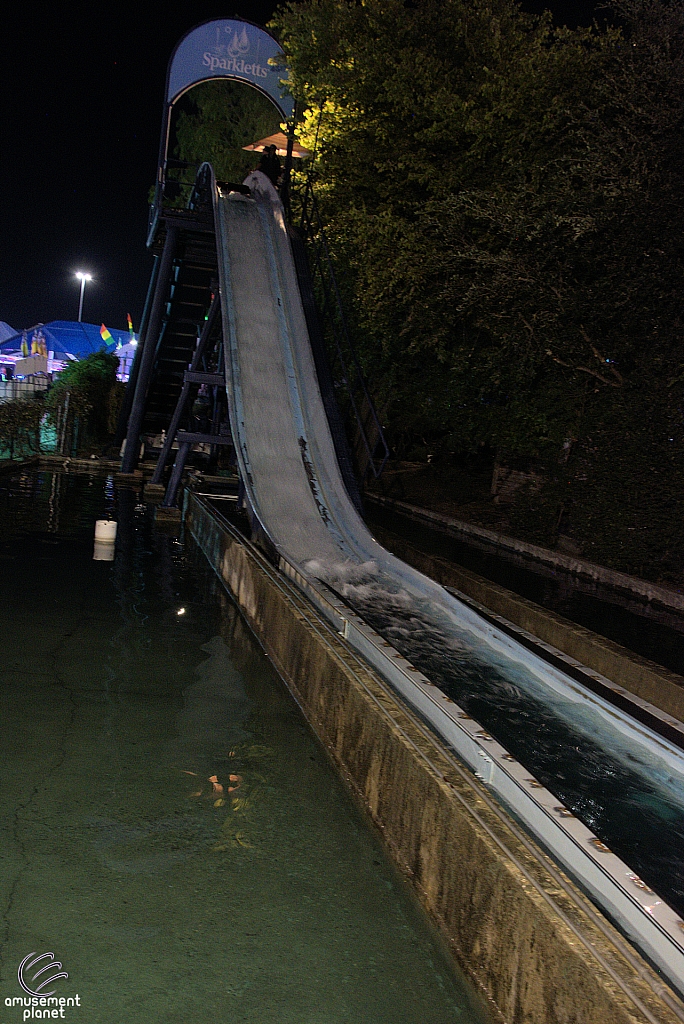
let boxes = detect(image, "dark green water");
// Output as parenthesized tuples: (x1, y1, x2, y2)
(0, 470, 490, 1024)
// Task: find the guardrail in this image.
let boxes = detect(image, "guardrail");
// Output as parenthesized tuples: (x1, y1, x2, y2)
(0, 378, 49, 403)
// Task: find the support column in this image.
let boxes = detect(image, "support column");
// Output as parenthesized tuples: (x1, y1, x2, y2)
(149, 292, 221, 486)
(120, 225, 178, 474)
(280, 107, 297, 215)
(113, 254, 160, 447)
(162, 443, 192, 508)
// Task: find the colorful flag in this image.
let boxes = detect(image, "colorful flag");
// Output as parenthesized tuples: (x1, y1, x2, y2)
(100, 324, 113, 344)
(127, 313, 135, 335)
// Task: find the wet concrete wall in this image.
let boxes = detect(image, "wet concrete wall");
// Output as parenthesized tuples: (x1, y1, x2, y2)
(370, 523, 684, 724)
(185, 493, 683, 1024)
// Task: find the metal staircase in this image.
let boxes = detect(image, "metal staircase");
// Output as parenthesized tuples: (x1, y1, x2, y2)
(119, 164, 389, 512)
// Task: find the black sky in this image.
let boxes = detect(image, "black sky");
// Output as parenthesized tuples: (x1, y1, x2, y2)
(0, 0, 600, 333)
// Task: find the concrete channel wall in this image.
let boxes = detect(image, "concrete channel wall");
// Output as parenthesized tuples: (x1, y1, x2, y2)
(185, 492, 684, 1024)
(366, 494, 684, 614)
(366, 520, 684, 725)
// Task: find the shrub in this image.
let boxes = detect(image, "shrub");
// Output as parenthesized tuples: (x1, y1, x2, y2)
(0, 395, 45, 458)
(45, 351, 121, 454)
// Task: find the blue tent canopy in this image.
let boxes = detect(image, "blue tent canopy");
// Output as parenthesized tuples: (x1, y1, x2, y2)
(0, 321, 17, 343)
(0, 321, 131, 359)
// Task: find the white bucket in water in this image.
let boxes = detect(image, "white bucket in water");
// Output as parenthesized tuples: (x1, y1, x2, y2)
(93, 540, 115, 562)
(95, 520, 117, 542)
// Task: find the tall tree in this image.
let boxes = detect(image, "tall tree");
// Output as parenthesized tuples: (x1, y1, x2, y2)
(273, 0, 684, 579)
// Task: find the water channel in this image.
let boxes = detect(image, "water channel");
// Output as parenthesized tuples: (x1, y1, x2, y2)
(0, 469, 490, 1024)
(366, 503, 684, 677)
(319, 560, 684, 920)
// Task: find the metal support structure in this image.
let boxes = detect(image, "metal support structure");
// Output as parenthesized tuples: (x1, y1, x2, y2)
(149, 288, 235, 509)
(207, 341, 226, 466)
(162, 443, 192, 507)
(114, 254, 161, 447)
(174, 430, 233, 446)
(121, 226, 179, 473)
(161, 432, 233, 508)
(149, 292, 221, 485)
(280, 107, 297, 216)
(184, 371, 224, 385)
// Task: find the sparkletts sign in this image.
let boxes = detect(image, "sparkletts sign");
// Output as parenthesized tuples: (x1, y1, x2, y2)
(167, 19, 294, 121)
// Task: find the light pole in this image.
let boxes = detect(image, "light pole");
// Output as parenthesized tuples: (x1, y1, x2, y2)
(75, 272, 92, 322)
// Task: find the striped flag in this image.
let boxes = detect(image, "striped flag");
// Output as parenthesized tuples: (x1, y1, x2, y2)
(127, 313, 135, 336)
(100, 324, 113, 344)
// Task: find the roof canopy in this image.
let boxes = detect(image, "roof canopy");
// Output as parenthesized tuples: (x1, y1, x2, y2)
(0, 321, 17, 343)
(0, 321, 131, 360)
(243, 132, 311, 159)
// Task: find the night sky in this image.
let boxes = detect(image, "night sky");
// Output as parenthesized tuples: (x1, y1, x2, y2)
(0, 0, 600, 334)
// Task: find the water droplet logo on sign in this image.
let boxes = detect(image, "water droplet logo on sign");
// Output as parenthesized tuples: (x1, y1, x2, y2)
(17, 952, 68, 998)
(226, 26, 250, 59)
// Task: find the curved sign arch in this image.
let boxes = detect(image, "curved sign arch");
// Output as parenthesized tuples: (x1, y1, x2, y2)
(167, 19, 293, 120)
(154, 19, 295, 223)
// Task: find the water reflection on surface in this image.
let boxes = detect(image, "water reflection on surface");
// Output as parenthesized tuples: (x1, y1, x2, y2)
(0, 471, 489, 1024)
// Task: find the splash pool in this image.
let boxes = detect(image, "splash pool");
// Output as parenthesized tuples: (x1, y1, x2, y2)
(0, 470, 490, 1024)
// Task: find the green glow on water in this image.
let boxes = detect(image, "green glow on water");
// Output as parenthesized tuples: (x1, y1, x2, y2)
(0, 471, 490, 1023)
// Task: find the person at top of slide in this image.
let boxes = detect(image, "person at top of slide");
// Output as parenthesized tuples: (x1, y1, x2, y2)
(257, 144, 281, 188)
(243, 146, 283, 206)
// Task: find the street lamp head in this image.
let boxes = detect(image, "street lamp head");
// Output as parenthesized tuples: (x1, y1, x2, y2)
(74, 271, 93, 322)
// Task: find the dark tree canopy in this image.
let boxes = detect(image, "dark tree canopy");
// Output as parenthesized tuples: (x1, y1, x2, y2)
(173, 80, 284, 184)
(268, 0, 684, 581)
(156, 0, 684, 581)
